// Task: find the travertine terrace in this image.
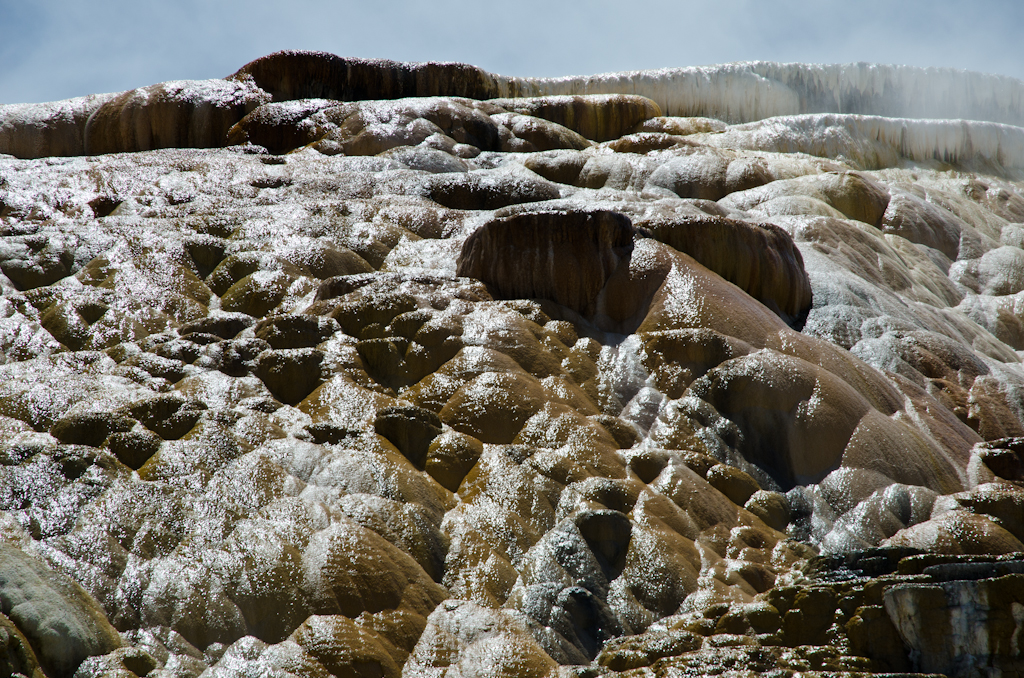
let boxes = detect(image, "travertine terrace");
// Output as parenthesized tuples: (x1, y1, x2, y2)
(3, 51, 1024, 677)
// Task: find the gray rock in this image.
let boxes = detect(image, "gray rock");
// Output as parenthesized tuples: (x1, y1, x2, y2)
(0, 545, 121, 678)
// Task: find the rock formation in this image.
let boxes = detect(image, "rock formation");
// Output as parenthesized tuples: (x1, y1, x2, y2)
(2, 50, 1024, 677)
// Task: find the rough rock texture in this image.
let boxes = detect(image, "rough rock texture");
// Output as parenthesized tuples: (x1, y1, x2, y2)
(456, 208, 634, 319)
(3, 53, 1024, 678)
(637, 213, 813, 325)
(229, 50, 502, 104)
(0, 545, 122, 677)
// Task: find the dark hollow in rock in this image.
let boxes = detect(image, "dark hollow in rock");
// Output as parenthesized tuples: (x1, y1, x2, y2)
(228, 50, 502, 103)
(303, 423, 362, 445)
(591, 415, 642, 449)
(76, 301, 109, 325)
(206, 253, 266, 297)
(329, 293, 419, 338)
(519, 583, 625, 663)
(104, 430, 162, 470)
(49, 446, 117, 482)
(636, 213, 813, 326)
(254, 349, 325, 405)
(215, 337, 271, 377)
(179, 332, 222, 346)
(120, 651, 159, 678)
(387, 309, 433, 339)
(126, 395, 207, 440)
(254, 314, 339, 349)
(49, 412, 135, 448)
(179, 315, 254, 340)
(0, 444, 43, 469)
(574, 509, 633, 583)
(627, 449, 671, 484)
(374, 405, 443, 469)
(976, 437, 1024, 480)
(457, 208, 634, 317)
(118, 353, 189, 384)
(182, 236, 228, 280)
(572, 479, 641, 516)
(313, 274, 377, 303)
(87, 196, 121, 218)
(357, 337, 411, 390)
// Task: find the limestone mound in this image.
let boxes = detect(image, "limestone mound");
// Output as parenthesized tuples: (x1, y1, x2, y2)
(636, 213, 812, 324)
(228, 50, 502, 103)
(83, 79, 271, 156)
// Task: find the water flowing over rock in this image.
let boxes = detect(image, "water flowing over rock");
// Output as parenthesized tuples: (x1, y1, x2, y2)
(3, 51, 1024, 677)
(500, 61, 1024, 126)
(486, 94, 662, 142)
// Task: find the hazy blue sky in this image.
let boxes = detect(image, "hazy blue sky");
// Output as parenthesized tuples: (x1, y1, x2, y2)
(2, 0, 1022, 104)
